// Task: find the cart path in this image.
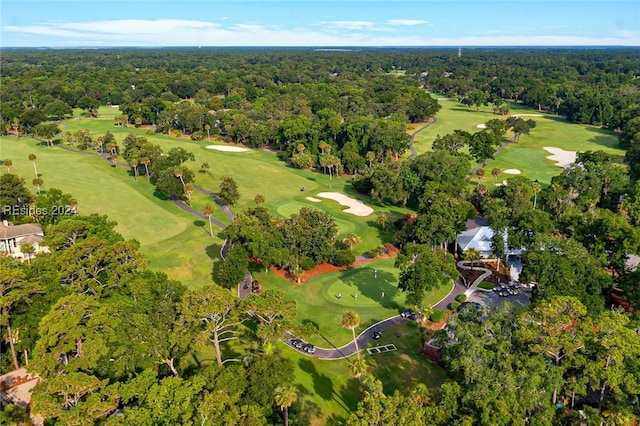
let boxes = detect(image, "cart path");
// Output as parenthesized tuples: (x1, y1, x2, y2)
(408, 117, 437, 157)
(286, 315, 411, 360)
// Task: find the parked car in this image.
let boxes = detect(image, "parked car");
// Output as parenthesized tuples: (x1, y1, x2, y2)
(400, 309, 412, 318)
(303, 344, 316, 354)
(372, 330, 382, 340)
(290, 339, 304, 349)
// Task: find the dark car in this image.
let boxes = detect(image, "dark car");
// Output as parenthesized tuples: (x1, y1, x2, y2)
(290, 339, 304, 349)
(400, 309, 412, 318)
(303, 344, 316, 354)
(372, 330, 382, 340)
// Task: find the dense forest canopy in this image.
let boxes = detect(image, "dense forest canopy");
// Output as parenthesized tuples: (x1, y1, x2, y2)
(2, 47, 640, 425)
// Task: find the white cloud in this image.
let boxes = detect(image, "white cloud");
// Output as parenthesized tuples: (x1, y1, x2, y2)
(2, 19, 639, 47)
(387, 19, 428, 26)
(317, 20, 375, 30)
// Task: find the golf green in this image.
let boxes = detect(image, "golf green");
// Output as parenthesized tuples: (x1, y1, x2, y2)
(274, 200, 356, 235)
(320, 263, 403, 308)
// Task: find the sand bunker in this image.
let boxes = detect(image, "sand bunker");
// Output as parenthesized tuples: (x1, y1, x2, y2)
(544, 147, 577, 168)
(503, 169, 521, 175)
(306, 197, 321, 202)
(510, 114, 543, 118)
(316, 192, 374, 217)
(206, 145, 248, 152)
(476, 124, 487, 129)
(437, 97, 451, 101)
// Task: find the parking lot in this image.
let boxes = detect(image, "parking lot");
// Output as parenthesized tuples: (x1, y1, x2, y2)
(468, 283, 532, 308)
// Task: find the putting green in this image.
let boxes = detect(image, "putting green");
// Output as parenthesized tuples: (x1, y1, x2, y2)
(319, 261, 403, 307)
(274, 200, 356, 235)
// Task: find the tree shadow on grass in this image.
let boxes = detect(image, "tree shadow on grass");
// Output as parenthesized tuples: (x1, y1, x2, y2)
(293, 383, 324, 425)
(298, 358, 335, 402)
(339, 267, 402, 310)
(205, 242, 223, 260)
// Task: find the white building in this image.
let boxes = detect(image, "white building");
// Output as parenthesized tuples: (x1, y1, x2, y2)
(0, 220, 48, 261)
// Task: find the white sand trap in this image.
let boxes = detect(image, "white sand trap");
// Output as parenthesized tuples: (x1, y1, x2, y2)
(437, 97, 451, 101)
(206, 145, 248, 152)
(544, 146, 577, 168)
(503, 169, 521, 175)
(476, 124, 487, 129)
(306, 197, 321, 202)
(317, 192, 374, 217)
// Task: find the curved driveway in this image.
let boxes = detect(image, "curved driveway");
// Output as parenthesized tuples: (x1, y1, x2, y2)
(292, 261, 496, 359)
(289, 315, 411, 360)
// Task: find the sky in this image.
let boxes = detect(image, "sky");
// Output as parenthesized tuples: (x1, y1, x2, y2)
(1, 0, 639, 47)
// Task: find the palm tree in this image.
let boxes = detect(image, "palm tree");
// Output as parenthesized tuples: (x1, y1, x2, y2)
(376, 212, 389, 231)
(200, 162, 210, 174)
(342, 310, 361, 360)
(349, 358, 368, 380)
(129, 159, 139, 181)
(203, 204, 216, 237)
(12, 118, 20, 136)
(296, 143, 306, 153)
(21, 243, 35, 265)
(491, 167, 501, 184)
(174, 168, 185, 187)
(3, 159, 12, 173)
(184, 184, 194, 203)
(32, 177, 44, 195)
(28, 154, 38, 177)
(366, 151, 376, 168)
(342, 233, 362, 252)
(464, 247, 481, 270)
(274, 386, 297, 426)
(254, 193, 265, 206)
(475, 167, 485, 181)
(318, 141, 328, 154)
(532, 179, 541, 209)
(205, 124, 211, 140)
(141, 158, 151, 180)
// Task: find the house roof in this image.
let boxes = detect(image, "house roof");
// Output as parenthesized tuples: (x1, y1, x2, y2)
(464, 215, 489, 230)
(457, 226, 494, 253)
(0, 222, 43, 240)
(19, 234, 43, 245)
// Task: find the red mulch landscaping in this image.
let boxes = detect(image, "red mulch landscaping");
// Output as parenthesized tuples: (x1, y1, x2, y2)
(271, 243, 400, 285)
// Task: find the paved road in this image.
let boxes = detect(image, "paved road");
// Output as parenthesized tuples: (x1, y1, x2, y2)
(408, 118, 436, 158)
(287, 315, 411, 360)
(170, 196, 227, 229)
(193, 185, 235, 221)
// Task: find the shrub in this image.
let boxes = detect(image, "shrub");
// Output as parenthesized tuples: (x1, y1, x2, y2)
(299, 256, 316, 270)
(190, 131, 205, 141)
(455, 294, 467, 303)
(449, 302, 460, 311)
(430, 310, 444, 323)
(331, 249, 355, 267)
(478, 281, 495, 290)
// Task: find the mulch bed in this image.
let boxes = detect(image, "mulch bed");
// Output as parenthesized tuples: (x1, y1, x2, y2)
(457, 259, 511, 286)
(271, 243, 399, 285)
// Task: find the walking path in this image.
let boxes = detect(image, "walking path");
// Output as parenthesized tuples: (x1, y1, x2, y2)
(408, 118, 436, 158)
(53, 142, 235, 228)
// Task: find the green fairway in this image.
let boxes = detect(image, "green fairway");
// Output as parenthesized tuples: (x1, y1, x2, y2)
(482, 114, 624, 185)
(0, 136, 223, 289)
(410, 97, 624, 185)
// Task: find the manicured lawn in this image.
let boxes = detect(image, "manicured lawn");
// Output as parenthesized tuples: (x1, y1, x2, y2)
(363, 322, 447, 397)
(61, 118, 408, 254)
(410, 98, 500, 156)
(409, 97, 624, 186)
(0, 135, 223, 289)
(253, 257, 453, 347)
(482, 114, 624, 185)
